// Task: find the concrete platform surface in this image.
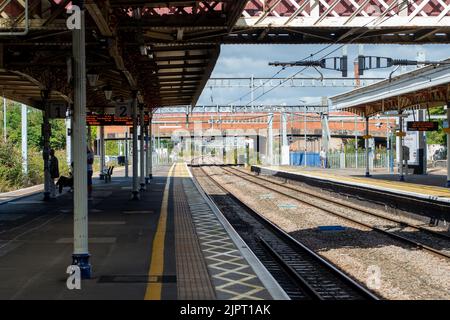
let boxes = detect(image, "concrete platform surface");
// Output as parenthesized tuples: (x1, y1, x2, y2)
(254, 165, 450, 203)
(0, 163, 281, 300)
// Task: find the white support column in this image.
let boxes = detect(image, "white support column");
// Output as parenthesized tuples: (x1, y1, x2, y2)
(365, 116, 371, 177)
(99, 126, 105, 176)
(446, 103, 450, 187)
(355, 115, 358, 169)
(399, 113, 405, 181)
(125, 131, 129, 178)
(267, 113, 273, 165)
(71, 2, 91, 278)
(139, 105, 146, 191)
(304, 109, 307, 167)
(131, 92, 139, 200)
(21, 104, 27, 175)
(281, 112, 289, 165)
(42, 93, 51, 201)
(148, 117, 153, 180)
(66, 112, 72, 166)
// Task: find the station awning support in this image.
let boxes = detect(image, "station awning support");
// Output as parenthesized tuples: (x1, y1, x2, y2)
(365, 116, 371, 177)
(447, 102, 450, 188)
(42, 90, 51, 201)
(72, 1, 91, 279)
(99, 126, 105, 175)
(131, 92, 139, 200)
(145, 114, 153, 184)
(399, 110, 405, 182)
(139, 105, 146, 191)
(267, 113, 273, 165)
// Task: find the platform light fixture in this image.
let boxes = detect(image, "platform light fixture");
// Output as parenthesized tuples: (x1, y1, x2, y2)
(87, 73, 99, 87)
(140, 45, 147, 56)
(103, 84, 113, 101)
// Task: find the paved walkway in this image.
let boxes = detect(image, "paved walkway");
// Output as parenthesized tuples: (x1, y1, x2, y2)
(0, 163, 281, 300)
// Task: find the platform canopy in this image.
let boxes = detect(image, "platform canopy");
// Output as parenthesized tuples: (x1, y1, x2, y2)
(329, 60, 450, 117)
(1, 1, 450, 112)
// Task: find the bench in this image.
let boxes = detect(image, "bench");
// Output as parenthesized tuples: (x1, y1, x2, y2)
(100, 166, 114, 183)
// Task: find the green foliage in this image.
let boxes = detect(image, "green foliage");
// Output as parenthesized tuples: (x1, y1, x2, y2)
(426, 106, 447, 145)
(105, 140, 119, 155)
(1, 100, 67, 151)
(0, 141, 24, 192)
(0, 142, 70, 192)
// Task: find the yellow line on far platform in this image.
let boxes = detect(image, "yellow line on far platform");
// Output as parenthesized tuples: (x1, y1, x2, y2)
(144, 163, 176, 300)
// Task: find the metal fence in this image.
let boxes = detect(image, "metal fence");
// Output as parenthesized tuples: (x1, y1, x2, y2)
(325, 152, 388, 169)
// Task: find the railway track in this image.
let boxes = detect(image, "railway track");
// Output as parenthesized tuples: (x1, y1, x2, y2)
(211, 164, 450, 260)
(191, 164, 379, 300)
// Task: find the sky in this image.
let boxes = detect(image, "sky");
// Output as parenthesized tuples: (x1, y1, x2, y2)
(196, 44, 450, 106)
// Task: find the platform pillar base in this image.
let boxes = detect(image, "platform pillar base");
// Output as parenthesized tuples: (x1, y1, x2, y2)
(72, 253, 92, 279)
(43, 192, 51, 201)
(365, 172, 371, 178)
(131, 191, 140, 200)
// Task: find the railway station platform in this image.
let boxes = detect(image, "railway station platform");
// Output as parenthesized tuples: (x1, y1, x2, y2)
(0, 163, 285, 300)
(251, 166, 450, 204)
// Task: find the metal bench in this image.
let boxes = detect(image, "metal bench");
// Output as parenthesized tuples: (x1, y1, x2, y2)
(100, 166, 114, 183)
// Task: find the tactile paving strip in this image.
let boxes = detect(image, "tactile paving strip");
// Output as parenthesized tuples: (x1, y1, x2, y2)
(181, 167, 271, 300)
(173, 165, 216, 300)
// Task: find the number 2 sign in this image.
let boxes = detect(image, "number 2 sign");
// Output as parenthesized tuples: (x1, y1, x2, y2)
(115, 101, 132, 118)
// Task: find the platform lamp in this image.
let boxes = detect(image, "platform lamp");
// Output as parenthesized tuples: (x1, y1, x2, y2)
(103, 84, 113, 101)
(86, 72, 99, 87)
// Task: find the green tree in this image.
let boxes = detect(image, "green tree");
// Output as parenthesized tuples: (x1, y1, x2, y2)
(426, 106, 447, 145)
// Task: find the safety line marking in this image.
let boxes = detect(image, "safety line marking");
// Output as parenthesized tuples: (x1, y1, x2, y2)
(144, 163, 175, 300)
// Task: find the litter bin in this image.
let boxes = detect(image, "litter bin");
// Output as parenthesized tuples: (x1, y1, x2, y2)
(117, 156, 125, 166)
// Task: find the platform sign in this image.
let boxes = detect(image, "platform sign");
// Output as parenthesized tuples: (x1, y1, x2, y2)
(86, 113, 149, 126)
(49, 102, 68, 119)
(115, 101, 132, 118)
(407, 121, 438, 131)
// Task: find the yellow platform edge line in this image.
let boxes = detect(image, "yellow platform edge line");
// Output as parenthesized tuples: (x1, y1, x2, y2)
(264, 166, 450, 198)
(144, 163, 176, 300)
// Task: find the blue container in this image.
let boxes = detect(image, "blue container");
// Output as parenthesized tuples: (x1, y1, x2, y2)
(290, 152, 320, 167)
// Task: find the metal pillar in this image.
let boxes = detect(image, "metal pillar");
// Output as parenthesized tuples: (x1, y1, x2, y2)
(267, 113, 273, 165)
(281, 112, 289, 165)
(66, 112, 72, 166)
(386, 123, 391, 173)
(222, 135, 227, 164)
(131, 92, 139, 200)
(399, 113, 405, 181)
(2, 96, 6, 142)
(21, 104, 28, 175)
(125, 131, 129, 178)
(148, 120, 153, 180)
(355, 115, 358, 169)
(145, 123, 150, 184)
(139, 105, 146, 191)
(256, 134, 260, 164)
(446, 103, 450, 187)
(245, 138, 250, 166)
(234, 136, 238, 165)
(71, 2, 91, 279)
(42, 92, 51, 201)
(99, 126, 105, 176)
(304, 108, 307, 167)
(365, 116, 371, 177)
